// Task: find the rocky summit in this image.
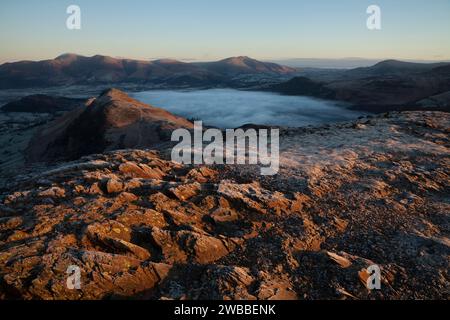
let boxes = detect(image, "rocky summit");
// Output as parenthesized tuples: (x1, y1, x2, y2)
(0, 110, 448, 300)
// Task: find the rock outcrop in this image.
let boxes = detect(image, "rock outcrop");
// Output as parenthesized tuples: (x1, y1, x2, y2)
(0, 111, 448, 300)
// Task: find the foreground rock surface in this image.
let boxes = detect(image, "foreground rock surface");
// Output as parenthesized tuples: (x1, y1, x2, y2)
(0, 111, 449, 300)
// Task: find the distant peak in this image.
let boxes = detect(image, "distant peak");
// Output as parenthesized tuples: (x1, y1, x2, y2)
(223, 56, 254, 62)
(378, 59, 402, 64)
(153, 58, 183, 64)
(99, 88, 131, 100)
(374, 59, 409, 67)
(379, 59, 401, 63)
(55, 53, 82, 60)
(91, 54, 120, 62)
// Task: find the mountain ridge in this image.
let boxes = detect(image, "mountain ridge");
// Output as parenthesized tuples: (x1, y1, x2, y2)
(0, 54, 297, 89)
(271, 60, 450, 111)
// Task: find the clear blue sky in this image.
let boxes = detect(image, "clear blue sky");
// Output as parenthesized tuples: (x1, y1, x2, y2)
(0, 0, 449, 63)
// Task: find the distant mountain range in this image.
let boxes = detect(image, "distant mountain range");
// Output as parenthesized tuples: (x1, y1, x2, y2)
(1, 54, 450, 112)
(0, 54, 297, 89)
(270, 58, 450, 69)
(271, 59, 450, 111)
(344, 59, 450, 78)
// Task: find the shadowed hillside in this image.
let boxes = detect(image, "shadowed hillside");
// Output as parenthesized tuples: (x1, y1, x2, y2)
(26, 89, 193, 163)
(272, 60, 450, 112)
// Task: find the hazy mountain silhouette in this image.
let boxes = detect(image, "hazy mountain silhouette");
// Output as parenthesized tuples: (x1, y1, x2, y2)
(345, 59, 450, 78)
(272, 60, 450, 111)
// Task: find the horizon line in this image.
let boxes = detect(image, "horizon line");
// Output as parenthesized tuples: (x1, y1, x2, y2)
(1, 53, 450, 65)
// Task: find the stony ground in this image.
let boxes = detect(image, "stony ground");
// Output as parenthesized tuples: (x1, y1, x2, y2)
(0, 111, 448, 300)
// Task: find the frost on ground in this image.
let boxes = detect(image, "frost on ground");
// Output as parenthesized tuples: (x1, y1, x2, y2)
(0, 111, 448, 300)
